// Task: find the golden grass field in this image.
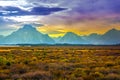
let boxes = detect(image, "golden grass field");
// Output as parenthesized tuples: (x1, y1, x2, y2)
(0, 46, 120, 80)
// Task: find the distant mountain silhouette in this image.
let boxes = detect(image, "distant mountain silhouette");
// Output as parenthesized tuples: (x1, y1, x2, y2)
(98, 28, 120, 44)
(82, 33, 101, 44)
(57, 32, 87, 44)
(3, 24, 55, 44)
(0, 35, 4, 43)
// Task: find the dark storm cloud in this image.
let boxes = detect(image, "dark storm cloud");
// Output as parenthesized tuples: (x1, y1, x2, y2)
(31, 7, 66, 15)
(0, 6, 66, 16)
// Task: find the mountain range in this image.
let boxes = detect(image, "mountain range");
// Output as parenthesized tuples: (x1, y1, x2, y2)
(0, 25, 120, 45)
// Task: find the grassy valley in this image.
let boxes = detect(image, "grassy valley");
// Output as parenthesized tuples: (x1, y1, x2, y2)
(0, 46, 120, 80)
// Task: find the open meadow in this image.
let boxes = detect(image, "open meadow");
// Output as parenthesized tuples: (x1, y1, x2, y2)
(0, 46, 120, 80)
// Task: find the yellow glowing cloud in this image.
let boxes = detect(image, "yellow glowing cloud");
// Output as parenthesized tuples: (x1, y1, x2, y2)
(36, 25, 65, 37)
(36, 16, 120, 37)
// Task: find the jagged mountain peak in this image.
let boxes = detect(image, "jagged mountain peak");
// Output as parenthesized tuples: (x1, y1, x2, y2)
(58, 32, 87, 44)
(63, 32, 80, 38)
(110, 28, 118, 31)
(65, 32, 78, 35)
(89, 33, 99, 36)
(20, 24, 36, 30)
(105, 28, 119, 34)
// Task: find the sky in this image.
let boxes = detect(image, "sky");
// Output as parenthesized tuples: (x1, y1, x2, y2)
(0, 0, 120, 37)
